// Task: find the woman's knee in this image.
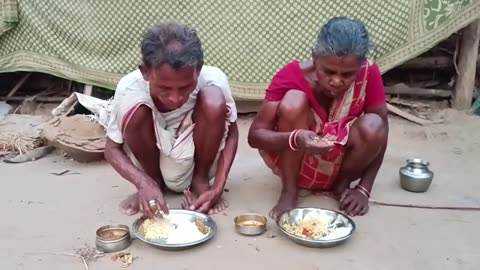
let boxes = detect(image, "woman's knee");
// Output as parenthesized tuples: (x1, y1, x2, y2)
(355, 113, 388, 145)
(277, 90, 310, 123)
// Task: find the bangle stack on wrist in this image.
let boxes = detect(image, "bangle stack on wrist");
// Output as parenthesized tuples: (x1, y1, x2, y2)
(288, 129, 301, 151)
(355, 185, 370, 199)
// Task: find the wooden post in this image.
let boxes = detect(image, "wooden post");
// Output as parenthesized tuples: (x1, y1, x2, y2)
(453, 20, 480, 110)
(83, 84, 93, 96)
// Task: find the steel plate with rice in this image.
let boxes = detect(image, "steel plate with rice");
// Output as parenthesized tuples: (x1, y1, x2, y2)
(277, 208, 356, 248)
(132, 209, 217, 250)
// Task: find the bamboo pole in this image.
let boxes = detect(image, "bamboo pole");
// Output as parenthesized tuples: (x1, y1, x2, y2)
(453, 20, 480, 110)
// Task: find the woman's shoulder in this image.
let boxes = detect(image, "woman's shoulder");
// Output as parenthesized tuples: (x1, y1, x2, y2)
(274, 60, 301, 74)
(364, 60, 381, 80)
(265, 60, 309, 101)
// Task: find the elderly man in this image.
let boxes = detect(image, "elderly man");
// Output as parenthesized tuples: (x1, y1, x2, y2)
(105, 22, 238, 216)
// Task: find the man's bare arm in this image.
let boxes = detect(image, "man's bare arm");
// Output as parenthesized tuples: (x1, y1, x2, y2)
(104, 105, 163, 190)
(104, 138, 156, 190)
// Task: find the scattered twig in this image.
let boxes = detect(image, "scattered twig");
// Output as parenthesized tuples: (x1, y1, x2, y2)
(370, 200, 480, 211)
(26, 252, 89, 270)
(51, 170, 81, 176)
(74, 244, 105, 262)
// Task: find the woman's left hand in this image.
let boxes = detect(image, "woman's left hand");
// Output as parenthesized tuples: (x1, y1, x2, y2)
(339, 188, 369, 216)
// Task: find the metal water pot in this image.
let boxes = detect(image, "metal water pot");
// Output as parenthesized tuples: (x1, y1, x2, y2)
(399, 158, 434, 193)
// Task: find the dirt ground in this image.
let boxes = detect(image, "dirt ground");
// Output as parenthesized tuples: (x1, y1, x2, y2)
(1, 110, 480, 270)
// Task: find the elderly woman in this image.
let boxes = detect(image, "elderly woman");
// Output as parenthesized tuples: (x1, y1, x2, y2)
(248, 17, 388, 219)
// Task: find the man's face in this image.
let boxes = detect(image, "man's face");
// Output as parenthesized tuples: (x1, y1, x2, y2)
(313, 55, 362, 98)
(140, 64, 200, 112)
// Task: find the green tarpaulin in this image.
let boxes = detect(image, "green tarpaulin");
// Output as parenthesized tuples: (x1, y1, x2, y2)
(0, 0, 479, 99)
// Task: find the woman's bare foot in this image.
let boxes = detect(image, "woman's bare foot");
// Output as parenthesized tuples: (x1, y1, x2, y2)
(119, 193, 139, 215)
(269, 191, 297, 220)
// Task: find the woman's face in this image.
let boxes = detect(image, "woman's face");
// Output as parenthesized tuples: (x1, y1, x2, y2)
(313, 55, 363, 98)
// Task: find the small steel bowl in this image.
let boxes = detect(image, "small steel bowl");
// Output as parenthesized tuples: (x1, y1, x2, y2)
(95, 224, 132, 253)
(234, 214, 267, 236)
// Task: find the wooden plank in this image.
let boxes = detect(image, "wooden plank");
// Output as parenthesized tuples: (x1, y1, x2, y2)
(0, 96, 67, 102)
(398, 56, 453, 70)
(453, 20, 480, 110)
(7, 73, 31, 97)
(385, 83, 451, 98)
(386, 103, 443, 126)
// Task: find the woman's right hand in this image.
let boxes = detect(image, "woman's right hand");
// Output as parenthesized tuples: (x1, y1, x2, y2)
(295, 129, 335, 155)
(137, 179, 169, 218)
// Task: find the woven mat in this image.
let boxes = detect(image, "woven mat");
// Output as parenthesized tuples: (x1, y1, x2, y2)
(0, 0, 479, 100)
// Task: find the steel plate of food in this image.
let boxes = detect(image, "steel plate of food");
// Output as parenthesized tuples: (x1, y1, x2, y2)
(277, 208, 356, 248)
(132, 209, 217, 250)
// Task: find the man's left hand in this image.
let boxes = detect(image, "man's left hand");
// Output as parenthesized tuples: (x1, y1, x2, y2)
(339, 188, 369, 216)
(189, 189, 220, 213)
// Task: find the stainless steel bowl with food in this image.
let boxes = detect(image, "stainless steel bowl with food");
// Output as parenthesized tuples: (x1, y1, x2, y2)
(234, 213, 267, 236)
(277, 208, 355, 248)
(95, 224, 132, 253)
(132, 209, 217, 250)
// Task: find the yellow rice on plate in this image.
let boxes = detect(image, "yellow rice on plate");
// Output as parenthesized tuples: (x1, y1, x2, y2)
(284, 218, 330, 239)
(141, 219, 175, 240)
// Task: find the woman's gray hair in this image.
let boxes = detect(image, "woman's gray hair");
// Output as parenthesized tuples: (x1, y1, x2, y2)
(141, 22, 204, 69)
(312, 17, 371, 61)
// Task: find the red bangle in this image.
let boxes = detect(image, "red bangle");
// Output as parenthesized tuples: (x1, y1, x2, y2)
(288, 129, 301, 151)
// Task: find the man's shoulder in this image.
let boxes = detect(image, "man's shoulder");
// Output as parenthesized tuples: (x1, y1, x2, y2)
(199, 65, 227, 78)
(116, 69, 147, 91)
(198, 65, 230, 91)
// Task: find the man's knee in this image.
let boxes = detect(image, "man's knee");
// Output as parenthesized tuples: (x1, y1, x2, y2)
(124, 105, 154, 143)
(195, 86, 227, 123)
(355, 113, 388, 145)
(277, 90, 310, 123)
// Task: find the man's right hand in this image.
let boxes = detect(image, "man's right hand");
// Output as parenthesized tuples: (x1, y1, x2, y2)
(137, 179, 169, 217)
(296, 129, 335, 155)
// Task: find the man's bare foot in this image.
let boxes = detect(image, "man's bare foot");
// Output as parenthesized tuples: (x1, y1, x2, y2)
(269, 191, 297, 220)
(208, 198, 228, 215)
(119, 193, 139, 216)
(190, 178, 210, 196)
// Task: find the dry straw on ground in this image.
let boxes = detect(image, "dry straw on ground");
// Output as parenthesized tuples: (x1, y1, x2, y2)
(0, 132, 43, 154)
